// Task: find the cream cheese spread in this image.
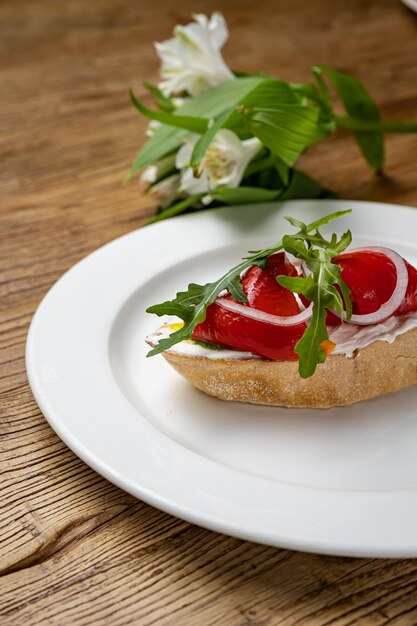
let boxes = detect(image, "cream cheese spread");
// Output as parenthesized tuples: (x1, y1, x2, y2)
(329, 310, 417, 357)
(147, 311, 417, 360)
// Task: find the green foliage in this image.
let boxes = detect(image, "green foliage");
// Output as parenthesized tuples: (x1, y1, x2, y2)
(279, 170, 336, 200)
(212, 186, 281, 204)
(129, 65, 417, 217)
(315, 66, 384, 170)
(277, 219, 352, 377)
(243, 103, 321, 166)
(129, 90, 208, 134)
(128, 77, 266, 178)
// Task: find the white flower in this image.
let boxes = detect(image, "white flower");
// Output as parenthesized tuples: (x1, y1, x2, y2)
(155, 13, 234, 97)
(140, 153, 177, 185)
(150, 173, 181, 209)
(145, 120, 161, 137)
(176, 130, 263, 201)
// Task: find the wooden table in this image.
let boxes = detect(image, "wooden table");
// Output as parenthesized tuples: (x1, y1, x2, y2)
(2, 1, 417, 623)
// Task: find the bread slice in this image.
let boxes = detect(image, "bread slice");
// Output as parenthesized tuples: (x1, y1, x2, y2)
(155, 327, 417, 408)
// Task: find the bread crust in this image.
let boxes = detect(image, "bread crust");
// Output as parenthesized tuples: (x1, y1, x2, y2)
(158, 327, 417, 408)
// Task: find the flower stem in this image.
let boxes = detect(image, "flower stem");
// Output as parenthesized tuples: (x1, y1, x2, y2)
(336, 115, 417, 133)
(146, 193, 205, 225)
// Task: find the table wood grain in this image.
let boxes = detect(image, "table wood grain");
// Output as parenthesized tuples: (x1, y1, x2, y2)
(1, 1, 417, 624)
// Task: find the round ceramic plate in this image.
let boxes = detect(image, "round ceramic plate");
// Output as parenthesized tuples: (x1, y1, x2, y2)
(401, 0, 417, 14)
(26, 200, 417, 558)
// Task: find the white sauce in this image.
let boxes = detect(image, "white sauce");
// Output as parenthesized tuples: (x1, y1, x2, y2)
(147, 322, 259, 360)
(329, 310, 417, 357)
(147, 311, 417, 360)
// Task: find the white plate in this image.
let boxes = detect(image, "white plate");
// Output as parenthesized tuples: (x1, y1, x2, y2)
(401, 0, 417, 14)
(26, 200, 417, 558)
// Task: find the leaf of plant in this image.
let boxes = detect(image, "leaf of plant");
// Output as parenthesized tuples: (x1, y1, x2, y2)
(190, 110, 233, 168)
(281, 235, 311, 261)
(190, 80, 303, 168)
(338, 276, 352, 318)
(244, 160, 286, 191)
(145, 193, 205, 225)
(212, 186, 281, 204)
(311, 67, 331, 103)
(318, 66, 384, 170)
(128, 76, 267, 179)
(143, 82, 176, 112)
(295, 304, 328, 378)
(272, 155, 290, 186)
(277, 225, 352, 376)
(147, 282, 211, 316)
(244, 104, 320, 166)
(242, 153, 272, 178)
(277, 274, 313, 293)
(130, 90, 208, 133)
(241, 79, 301, 107)
(227, 275, 248, 303)
(280, 169, 336, 200)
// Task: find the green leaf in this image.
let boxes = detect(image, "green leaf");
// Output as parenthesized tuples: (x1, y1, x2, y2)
(212, 186, 281, 204)
(276, 227, 352, 376)
(190, 80, 304, 169)
(242, 152, 272, 178)
(272, 156, 290, 186)
(295, 304, 328, 378)
(190, 110, 232, 168)
(145, 193, 205, 225)
(241, 79, 301, 107)
(280, 169, 336, 200)
(338, 274, 353, 318)
(335, 116, 417, 133)
(317, 66, 384, 170)
(277, 274, 313, 293)
(244, 104, 320, 166)
(143, 82, 176, 113)
(128, 77, 267, 179)
(311, 67, 330, 103)
(130, 90, 208, 133)
(227, 275, 248, 303)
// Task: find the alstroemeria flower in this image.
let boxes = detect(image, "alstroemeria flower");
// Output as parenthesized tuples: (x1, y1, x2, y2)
(155, 12, 234, 97)
(145, 120, 161, 138)
(140, 153, 177, 185)
(149, 173, 181, 209)
(176, 130, 263, 201)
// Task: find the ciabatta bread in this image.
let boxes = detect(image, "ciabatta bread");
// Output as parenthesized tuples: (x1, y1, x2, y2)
(154, 327, 417, 408)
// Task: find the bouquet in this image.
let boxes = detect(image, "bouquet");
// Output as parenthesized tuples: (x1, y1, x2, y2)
(126, 12, 417, 223)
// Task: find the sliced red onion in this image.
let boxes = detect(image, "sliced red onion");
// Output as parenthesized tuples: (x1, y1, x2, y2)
(331, 246, 409, 325)
(300, 260, 311, 277)
(215, 298, 313, 326)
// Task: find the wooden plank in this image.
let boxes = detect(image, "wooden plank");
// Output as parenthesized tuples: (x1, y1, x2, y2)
(1, 0, 417, 624)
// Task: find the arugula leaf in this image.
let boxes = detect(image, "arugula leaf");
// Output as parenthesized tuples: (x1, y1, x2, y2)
(146, 209, 352, 364)
(277, 223, 352, 377)
(227, 275, 248, 303)
(316, 66, 384, 170)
